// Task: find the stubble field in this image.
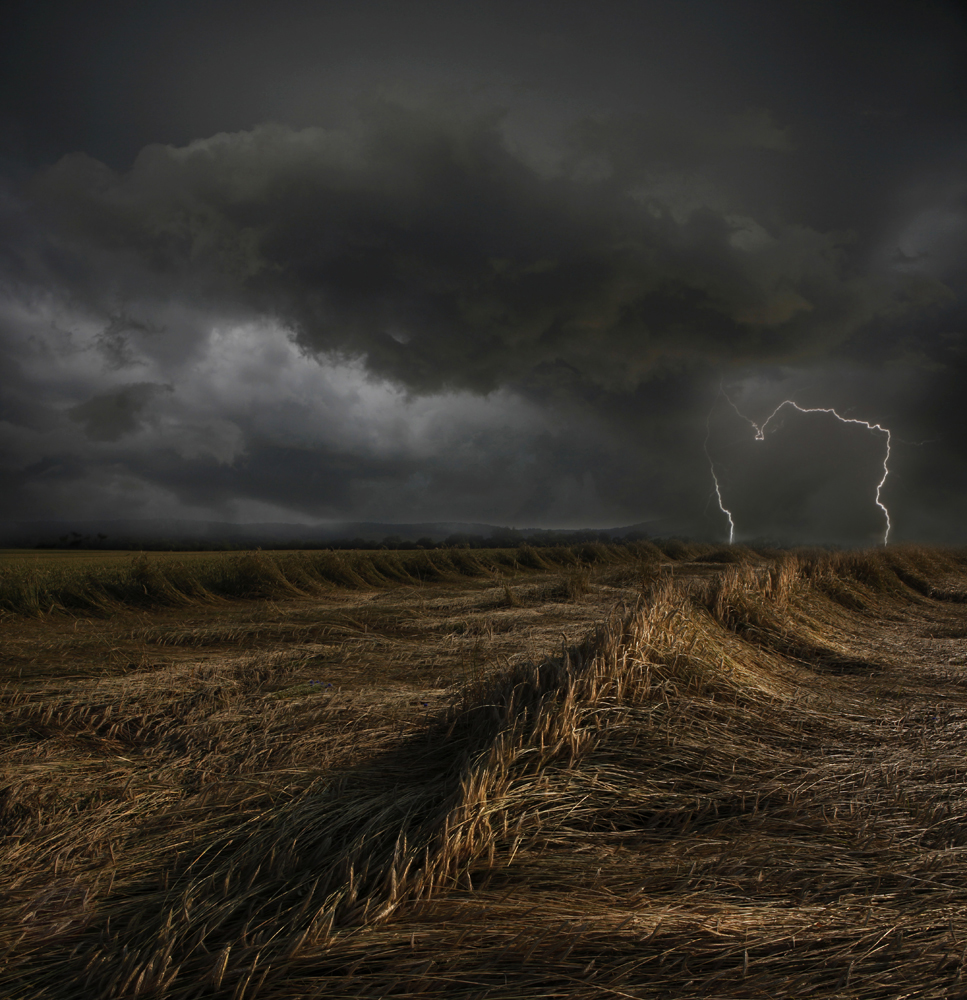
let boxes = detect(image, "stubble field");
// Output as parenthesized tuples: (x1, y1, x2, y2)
(2, 542, 967, 999)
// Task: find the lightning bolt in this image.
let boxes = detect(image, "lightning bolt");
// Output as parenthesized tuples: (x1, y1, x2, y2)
(704, 396, 736, 543)
(707, 388, 893, 545)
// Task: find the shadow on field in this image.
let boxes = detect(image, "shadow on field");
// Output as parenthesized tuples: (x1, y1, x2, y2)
(3, 544, 967, 998)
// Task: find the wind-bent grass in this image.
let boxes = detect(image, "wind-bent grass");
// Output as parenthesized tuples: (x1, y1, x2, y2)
(1, 544, 967, 997)
(0, 543, 670, 617)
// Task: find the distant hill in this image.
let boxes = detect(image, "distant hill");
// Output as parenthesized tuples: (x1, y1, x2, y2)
(0, 518, 664, 550)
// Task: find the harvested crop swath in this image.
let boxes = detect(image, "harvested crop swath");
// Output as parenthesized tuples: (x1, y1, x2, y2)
(0, 544, 660, 616)
(1, 546, 966, 997)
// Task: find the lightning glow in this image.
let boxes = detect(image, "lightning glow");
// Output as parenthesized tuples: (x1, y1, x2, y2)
(704, 402, 735, 543)
(707, 388, 894, 545)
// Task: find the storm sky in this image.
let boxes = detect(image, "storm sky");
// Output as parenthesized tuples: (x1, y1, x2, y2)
(1, 0, 965, 544)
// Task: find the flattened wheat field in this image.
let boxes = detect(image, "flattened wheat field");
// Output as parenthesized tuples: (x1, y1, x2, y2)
(3, 542, 967, 999)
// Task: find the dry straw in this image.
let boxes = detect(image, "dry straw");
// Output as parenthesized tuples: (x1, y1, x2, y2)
(1, 544, 967, 997)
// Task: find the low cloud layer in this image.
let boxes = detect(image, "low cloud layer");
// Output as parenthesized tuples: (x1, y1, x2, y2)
(1, 2, 965, 543)
(28, 106, 951, 393)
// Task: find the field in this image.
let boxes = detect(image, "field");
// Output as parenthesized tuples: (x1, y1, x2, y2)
(3, 542, 967, 998)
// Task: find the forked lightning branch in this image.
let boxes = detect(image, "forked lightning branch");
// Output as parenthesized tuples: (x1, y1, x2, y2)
(705, 389, 893, 545)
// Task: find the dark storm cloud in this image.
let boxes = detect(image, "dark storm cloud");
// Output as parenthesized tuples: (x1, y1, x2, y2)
(0, 1, 965, 541)
(68, 382, 171, 441)
(24, 102, 951, 399)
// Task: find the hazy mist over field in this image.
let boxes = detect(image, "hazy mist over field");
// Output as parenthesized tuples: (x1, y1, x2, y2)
(1, 1, 965, 545)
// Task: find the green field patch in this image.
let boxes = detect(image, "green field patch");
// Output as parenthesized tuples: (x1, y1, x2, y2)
(270, 680, 335, 699)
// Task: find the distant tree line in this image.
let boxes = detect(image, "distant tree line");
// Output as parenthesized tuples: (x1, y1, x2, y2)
(33, 531, 112, 549)
(29, 528, 655, 552)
